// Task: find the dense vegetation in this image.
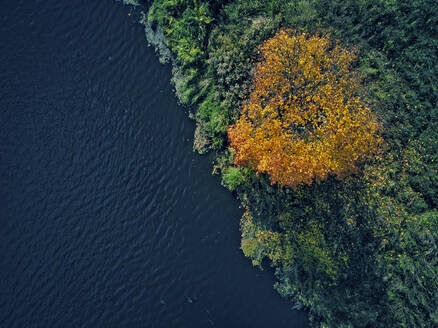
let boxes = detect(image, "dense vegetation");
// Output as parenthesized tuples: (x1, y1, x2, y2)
(135, 0, 437, 326)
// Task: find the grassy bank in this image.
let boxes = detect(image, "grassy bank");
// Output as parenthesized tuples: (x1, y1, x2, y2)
(136, 1, 438, 326)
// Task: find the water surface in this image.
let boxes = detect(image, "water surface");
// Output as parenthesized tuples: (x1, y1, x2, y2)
(0, 1, 307, 326)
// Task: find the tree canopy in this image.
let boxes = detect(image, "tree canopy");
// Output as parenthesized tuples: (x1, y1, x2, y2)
(228, 29, 382, 187)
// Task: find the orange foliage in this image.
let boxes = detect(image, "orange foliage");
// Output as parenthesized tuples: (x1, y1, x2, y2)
(228, 29, 382, 188)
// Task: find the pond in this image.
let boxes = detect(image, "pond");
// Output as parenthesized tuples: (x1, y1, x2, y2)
(0, 0, 307, 326)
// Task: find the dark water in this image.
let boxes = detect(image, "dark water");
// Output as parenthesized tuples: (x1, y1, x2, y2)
(0, 1, 307, 327)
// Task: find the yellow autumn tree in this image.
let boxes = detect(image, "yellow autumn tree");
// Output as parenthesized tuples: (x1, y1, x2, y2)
(228, 29, 382, 188)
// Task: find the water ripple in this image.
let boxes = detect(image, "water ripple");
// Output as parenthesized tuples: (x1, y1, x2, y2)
(0, 0, 307, 327)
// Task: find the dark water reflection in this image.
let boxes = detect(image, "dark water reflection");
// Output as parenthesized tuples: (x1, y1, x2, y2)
(0, 0, 307, 327)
